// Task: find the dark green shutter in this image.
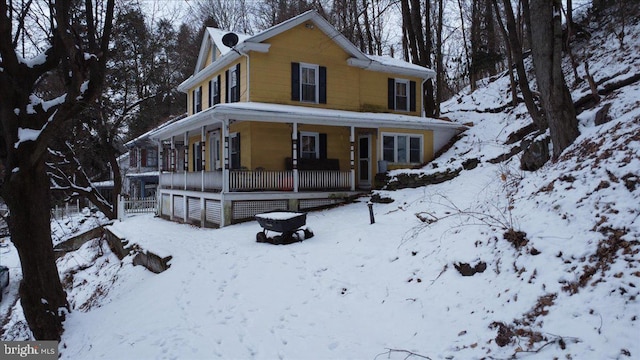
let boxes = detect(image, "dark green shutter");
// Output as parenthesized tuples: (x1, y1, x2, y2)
(410, 81, 416, 112)
(214, 75, 221, 104)
(319, 133, 327, 159)
(225, 70, 229, 103)
(291, 62, 300, 101)
(234, 63, 241, 102)
(319, 66, 327, 104)
(208, 80, 212, 107)
(388, 78, 395, 109)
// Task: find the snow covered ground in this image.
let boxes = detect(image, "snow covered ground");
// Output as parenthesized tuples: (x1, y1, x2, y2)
(1, 6, 639, 360)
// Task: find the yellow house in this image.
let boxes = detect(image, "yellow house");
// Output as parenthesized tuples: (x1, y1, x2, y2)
(150, 10, 466, 227)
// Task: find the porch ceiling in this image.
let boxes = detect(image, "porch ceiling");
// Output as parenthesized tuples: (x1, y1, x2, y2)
(149, 102, 467, 140)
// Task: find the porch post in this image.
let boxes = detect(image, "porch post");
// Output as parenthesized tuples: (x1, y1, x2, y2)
(350, 126, 355, 191)
(292, 122, 299, 192)
(221, 119, 230, 227)
(170, 137, 175, 189)
(201, 126, 206, 192)
(183, 131, 188, 190)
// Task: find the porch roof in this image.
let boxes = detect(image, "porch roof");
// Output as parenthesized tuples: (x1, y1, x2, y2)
(149, 102, 467, 140)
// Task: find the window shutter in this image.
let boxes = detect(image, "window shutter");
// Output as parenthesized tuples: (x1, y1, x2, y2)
(410, 81, 416, 112)
(235, 63, 241, 102)
(319, 133, 327, 159)
(214, 75, 221, 104)
(319, 66, 327, 104)
(191, 90, 196, 113)
(225, 70, 229, 103)
(388, 78, 395, 110)
(291, 62, 300, 101)
(141, 149, 147, 167)
(296, 132, 301, 158)
(208, 80, 212, 107)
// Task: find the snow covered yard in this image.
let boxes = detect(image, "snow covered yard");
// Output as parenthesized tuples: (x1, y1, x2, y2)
(0, 6, 638, 359)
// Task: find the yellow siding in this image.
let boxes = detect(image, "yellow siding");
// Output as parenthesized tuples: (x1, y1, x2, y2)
(250, 23, 359, 111)
(247, 122, 291, 170)
(187, 58, 248, 115)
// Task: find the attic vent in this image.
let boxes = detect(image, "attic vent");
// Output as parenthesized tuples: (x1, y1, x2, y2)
(222, 32, 239, 47)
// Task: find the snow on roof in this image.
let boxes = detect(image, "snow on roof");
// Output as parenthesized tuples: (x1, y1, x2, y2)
(181, 11, 433, 92)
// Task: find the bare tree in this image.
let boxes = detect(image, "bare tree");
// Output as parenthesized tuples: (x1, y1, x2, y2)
(0, 0, 115, 339)
(495, 0, 545, 129)
(529, 0, 579, 157)
(400, 0, 436, 117)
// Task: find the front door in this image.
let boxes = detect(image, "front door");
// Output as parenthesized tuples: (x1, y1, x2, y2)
(358, 135, 371, 188)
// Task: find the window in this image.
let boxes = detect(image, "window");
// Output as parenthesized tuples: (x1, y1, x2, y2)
(291, 62, 326, 104)
(301, 64, 318, 102)
(194, 86, 202, 113)
(129, 149, 137, 167)
(300, 132, 319, 159)
(382, 134, 422, 163)
(146, 148, 158, 167)
(226, 64, 240, 103)
(209, 75, 220, 106)
(388, 78, 416, 112)
(395, 79, 408, 111)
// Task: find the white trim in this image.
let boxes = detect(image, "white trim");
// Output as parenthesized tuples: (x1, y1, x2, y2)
(299, 63, 319, 103)
(394, 78, 410, 112)
(299, 131, 319, 159)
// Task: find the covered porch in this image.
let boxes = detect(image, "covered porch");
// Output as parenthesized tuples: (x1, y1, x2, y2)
(150, 102, 465, 227)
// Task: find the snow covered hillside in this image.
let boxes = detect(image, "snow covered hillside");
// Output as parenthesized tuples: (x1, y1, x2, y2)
(1, 6, 639, 360)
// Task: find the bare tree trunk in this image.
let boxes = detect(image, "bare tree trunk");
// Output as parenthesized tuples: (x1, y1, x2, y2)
(435, 0, 444, 117)
(530, 0, 579, 158)
(501, 0, 546, 129)
(456, 0, 473, 90)
(5, 160, 69, 340)
(492, 0, 518, 106)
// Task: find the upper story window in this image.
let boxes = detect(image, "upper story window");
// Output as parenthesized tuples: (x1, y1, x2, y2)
(209, 75, 221, 106)
(388, 78, 416, 112)
(129, 149, 137, 167)
(291, 62, 326, 104)
(193, 86, 202, 113)
(146, 148, 158, 167)
(395, 79, 409, 111)
(226, 64, 241, 103)
(301, 64, 318, 102)
(382, 133, 422, 164)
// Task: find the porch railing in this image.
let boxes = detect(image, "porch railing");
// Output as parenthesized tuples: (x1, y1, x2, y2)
(299, 170, 352, 190)
(159, 169, 352, 192)
(230, 170, 293, 191)
(159, 171, 223, 191)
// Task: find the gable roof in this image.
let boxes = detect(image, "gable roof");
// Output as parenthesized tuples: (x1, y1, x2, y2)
(178, 10, 434, 93)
